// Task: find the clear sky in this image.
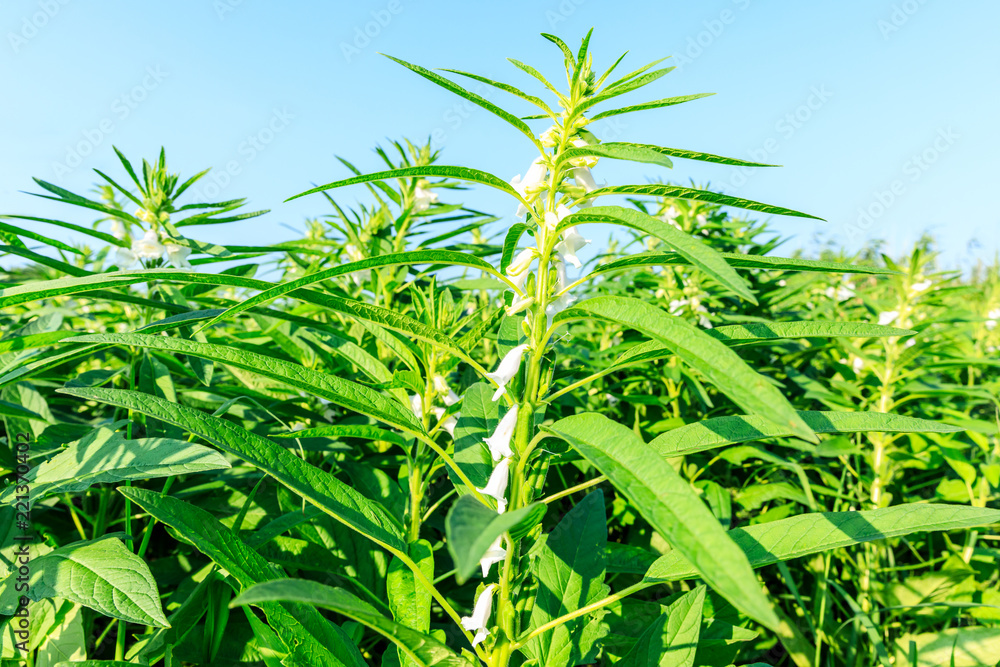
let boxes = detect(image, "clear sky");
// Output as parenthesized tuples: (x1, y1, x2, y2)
(2, 0, 998, 271)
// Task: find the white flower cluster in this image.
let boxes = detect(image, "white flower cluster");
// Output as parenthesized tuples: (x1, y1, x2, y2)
(110, 209, 191, 269)
(985, 307, 1000, 331)
(409, 374, 461, 438)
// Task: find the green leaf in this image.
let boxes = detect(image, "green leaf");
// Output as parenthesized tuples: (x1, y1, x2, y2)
(556, 297, 815, 442)
(582, 68, 675, 110)
(650, 411, 962, 457)
(707, 321, 914, 345)
(450, 382, 499, 488)
(590, 93, 714, 120)
(117, 488, 362, 667)
(68, 333, 424, 435)
(588, 251, 898, 277)
(445, 495, 547, 583)
(0, 426, 230, 508)
(543, 413, 780, 631)
(382, 54, 544, 151)
(60, 387, 407, 553)
(894, 626, 1000, 667)
(643, 504, 1000, 583)
(231, 580, 475, 667)
(562, 142, 779, 169)
(562, 207, 755, 303)
(0, 536, 168, 627)
(0, 220, 85, 255)
(388, 540, 434, 667)
(618, 587, 705, 667)
(582, 185, 822, 220)
(195, 250, 511, 332)
(439, 69, 555, 114)
(286, 165, 525, 205)
(524, 490, 608, 667)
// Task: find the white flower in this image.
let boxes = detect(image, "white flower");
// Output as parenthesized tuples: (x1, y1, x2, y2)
(477, 457, 511, 513)
(165, 243, 192, 269)
(409, 394, 423, 419)
(413, 185, 438, 212)
(486, 344, 529, 401)
(695, 213, 707, 227)
(572, 166, 598, 193)
(778, 279, 787, 287)
(433, 407, 458, 437)
(661, 206, 682, 230)
(434, 375, 461, 406)
(114, 246, 137, 269)
(110, 219, 128, 240)
(986, 307, 1000, 330)
(543, 204, 572, 231)
(904, 338, 916, 349)
(344, 244, 371, 285)
(479, 536, 506, 578)
(910, 279, 932, 294)
(555, 226, 591, 269)
(132, 229, 165, 260)
(510, 158, 548, 216)
(852, 357, 864, 372)
(878, 310, 899, 326)
(506, 248, 536, 279)
(461, 584, 496, 647)
(485, 405, 517, 462)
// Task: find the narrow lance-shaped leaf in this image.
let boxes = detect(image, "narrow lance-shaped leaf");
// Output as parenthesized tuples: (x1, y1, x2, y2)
(587, 251, 899, 278)
(560, 142, 779, 169)
(285, 165, 528, 206)
(68, 332, 425, 436)
(231, 580, 475, 667)
(590, 92, 714, 120)
(543, 413, 781, 631)
(707, 321, 915, 345)
(561, 207, 756, 303)
(581, 184, 823, 220)
(651, 411, 962, 457)
(556, 296, 816, 442)
(58, 387, 407, 553)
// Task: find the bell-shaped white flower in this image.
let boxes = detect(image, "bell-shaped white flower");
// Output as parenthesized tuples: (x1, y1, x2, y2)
(433, 375, 461, 406)
(477, 457, 510, 513)
(878, 310, 899, 326)
(114, 246, 137, 269)
(572, 166, 598, 193)
(510, 158, 548, 216)
(131, 229, 165, 260)
(910, 279, 932, 294)
(556, 227, 591, 270)
(986, 307, 1000, 330)
(479, 535, 507, 577)
(409, 394, 423, 419)
(165, 243, 192, 269)
(485, 405, 518, 462)
(506, 248, 536, 283)
(413, 185, 438, 212)
(486, 344, 529, 402)
(432, 406, 458, 437)
(461, 584, 496, 647)
(543, 204, 572, 232)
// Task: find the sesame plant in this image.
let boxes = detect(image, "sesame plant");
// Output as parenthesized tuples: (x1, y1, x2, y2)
(0, 30, 998, 667)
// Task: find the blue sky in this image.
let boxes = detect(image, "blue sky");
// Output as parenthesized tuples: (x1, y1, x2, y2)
(2, 0, 997, 270)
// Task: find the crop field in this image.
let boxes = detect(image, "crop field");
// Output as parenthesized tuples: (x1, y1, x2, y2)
(0, 27, 998, 667)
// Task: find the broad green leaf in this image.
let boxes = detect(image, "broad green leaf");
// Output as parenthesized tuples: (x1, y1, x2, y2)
(388, 540, 434, 667)
(286, 165, 526, 204)
(524, 490, 608, 667)
(556, 297, 815, 442)
(543, 413, 780, 631)
(68, 333, 424, 435)
(0, 426, 230, 508)
(618, 587, 705, 667)
(117, 488, 362, 667)
(582, 185, 822, 220)
(561, 143, 778, 169)
(450, 382, 499, 488)
(231, 579, 475, 667)
(60, 387, 407, 552)
(643, 504, 1000, 583)
(590, 93, 714, 120)
(382, 54, 544, 151)
(651, 411, 962, 457)
(562, 207, 755, 303)
(0, 536, 168, 627)
(588, 251, 898, 278)
(445, 495, 547, 583)
(195, 250, 513, 331)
